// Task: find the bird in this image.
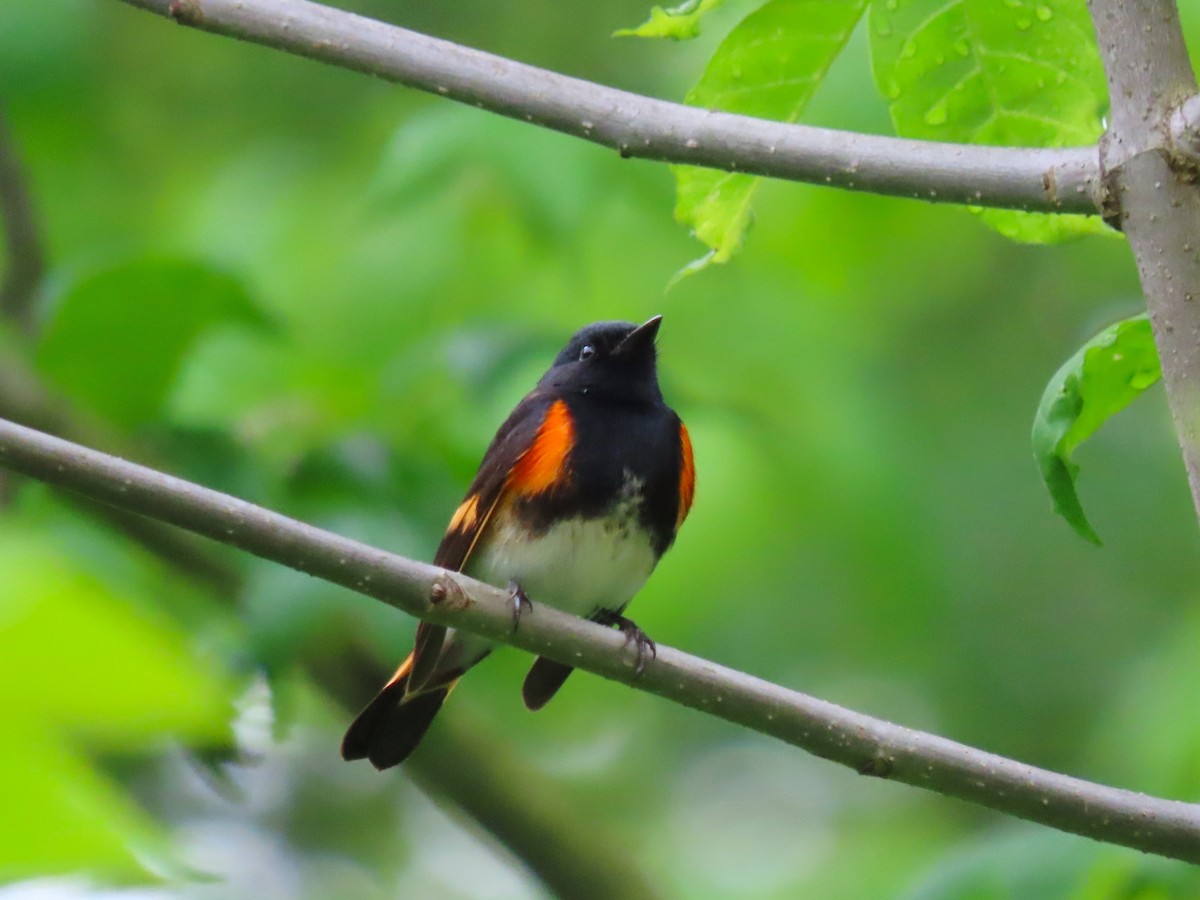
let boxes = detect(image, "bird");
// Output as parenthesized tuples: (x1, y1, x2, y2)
(341, 316, 694, 770)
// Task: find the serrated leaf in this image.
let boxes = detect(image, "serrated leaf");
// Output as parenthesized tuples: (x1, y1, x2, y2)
(1031, 315, 1161, 544)
(673, 0, 869, 266)
(615, 0, 726, 40)
(870, 0, 1109, 243)
(37, 257, 267, 427)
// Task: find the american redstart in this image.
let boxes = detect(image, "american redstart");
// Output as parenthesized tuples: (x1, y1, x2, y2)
(342, 316, 694, 769)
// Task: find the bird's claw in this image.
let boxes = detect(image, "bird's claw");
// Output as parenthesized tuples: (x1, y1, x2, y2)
(596, 611, 657, 676)
(508, 580, 533, 632)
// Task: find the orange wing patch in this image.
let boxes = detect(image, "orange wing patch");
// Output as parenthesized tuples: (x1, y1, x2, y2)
(447, 494, 480, 533)
(507, 399, 575, 496)
(676, 422, 695, 531)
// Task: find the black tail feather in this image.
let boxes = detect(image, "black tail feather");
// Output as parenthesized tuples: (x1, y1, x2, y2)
(366, 688, 450, 769)
(342, 666, 454, 769)
(408, 623, 447, 693)
(522, 656, 575, 711)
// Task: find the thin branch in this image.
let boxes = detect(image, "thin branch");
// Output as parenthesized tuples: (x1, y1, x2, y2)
(0, 348, 659, 897)
(0, 52, 658, 893)
(1087, 0, 1200, 522)
(0, 103, 241, 586)
(0, 343, 243, 592)
(1, 416, 1197, 862)
(0, 107, 47, 505)
(0, 107, 44, 335)
(116, 0, 1102, 214)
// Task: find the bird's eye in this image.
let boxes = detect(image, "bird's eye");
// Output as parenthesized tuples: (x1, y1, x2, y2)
(579, 344, 596, 361)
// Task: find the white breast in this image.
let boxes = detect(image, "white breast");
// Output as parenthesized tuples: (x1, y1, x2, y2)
(467, 501, 658, 621)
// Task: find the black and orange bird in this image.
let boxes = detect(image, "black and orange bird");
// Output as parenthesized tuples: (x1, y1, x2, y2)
(342, 316, 694, 770)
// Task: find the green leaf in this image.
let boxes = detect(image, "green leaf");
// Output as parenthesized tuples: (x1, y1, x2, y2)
(0, 727, 165, 884)
(370, 106, 605, 239)
(1031, 315, 1161, 544)
(869, 0, 1109, 243)
(673, 0, 869, 266)
(0, 529, 235, 881)
(37, 257, 267, 427)
(615, 0, 726, 40)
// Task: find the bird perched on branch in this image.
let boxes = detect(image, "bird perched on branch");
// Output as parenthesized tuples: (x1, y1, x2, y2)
(342, 316, 694, 770)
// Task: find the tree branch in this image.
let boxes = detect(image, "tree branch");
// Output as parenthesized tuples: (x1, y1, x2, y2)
(0, 342, 244, 592)
(0, 122, 659, 892)
(0, 107, 44, 335)
(1, 416, 1197, 862)
(1167, 93, 1200, 164)
(0, 107, 47, 506)
(1087, 0, 1200, 523)
(115, 0, 1102, 214)
(0, 347, 660, 897)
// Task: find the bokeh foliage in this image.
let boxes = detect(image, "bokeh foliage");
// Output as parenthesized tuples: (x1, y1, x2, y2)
(3, 0, 1200, 896)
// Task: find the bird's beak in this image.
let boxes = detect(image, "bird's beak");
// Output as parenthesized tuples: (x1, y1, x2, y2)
(616, 315, 663, 358)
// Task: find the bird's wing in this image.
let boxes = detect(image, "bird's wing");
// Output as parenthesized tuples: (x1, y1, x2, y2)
(408, 393, 576, 690)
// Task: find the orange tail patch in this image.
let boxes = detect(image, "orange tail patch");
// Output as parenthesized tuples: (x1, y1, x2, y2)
(384, 652, 414, 689)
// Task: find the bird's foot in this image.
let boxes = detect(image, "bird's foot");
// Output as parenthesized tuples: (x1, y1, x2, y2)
(596, 611, 657, 676)
(507, 580, 533, 632)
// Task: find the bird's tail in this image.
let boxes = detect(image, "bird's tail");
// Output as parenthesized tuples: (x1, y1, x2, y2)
(341, 654, 459, 770)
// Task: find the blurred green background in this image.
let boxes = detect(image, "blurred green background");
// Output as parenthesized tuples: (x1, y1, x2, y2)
(3, 0, 1200, 897)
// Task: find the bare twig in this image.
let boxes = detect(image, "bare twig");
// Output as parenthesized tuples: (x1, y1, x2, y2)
(0, 416, 1196, 861)
(0, 107, 44, 334)
(1087, 0, 1200, 523)
(115, 0, 1102, 214)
